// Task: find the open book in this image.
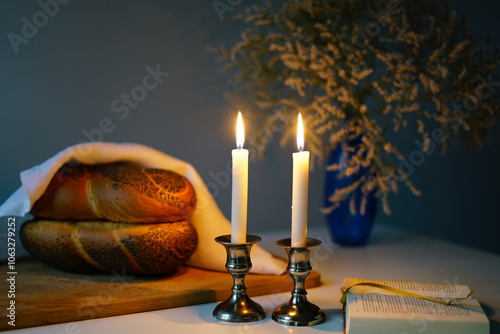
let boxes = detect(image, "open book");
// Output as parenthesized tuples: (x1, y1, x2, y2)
(342, 278, 489, 334)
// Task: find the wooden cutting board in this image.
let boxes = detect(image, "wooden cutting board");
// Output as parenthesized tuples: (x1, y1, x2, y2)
(0, 257, 320, 331)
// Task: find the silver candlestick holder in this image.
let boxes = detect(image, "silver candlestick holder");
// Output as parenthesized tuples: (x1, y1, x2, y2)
(272, 238, 325, 326)
(212, 234, 266, 322)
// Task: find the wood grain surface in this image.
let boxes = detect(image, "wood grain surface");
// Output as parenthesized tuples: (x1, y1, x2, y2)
(0, 257, 321, 331)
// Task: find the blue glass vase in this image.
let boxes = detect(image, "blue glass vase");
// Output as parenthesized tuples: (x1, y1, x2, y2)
(324, 138, 377, 246)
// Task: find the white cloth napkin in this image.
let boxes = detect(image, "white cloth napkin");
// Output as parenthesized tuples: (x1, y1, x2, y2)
(0, 142, 286, 275)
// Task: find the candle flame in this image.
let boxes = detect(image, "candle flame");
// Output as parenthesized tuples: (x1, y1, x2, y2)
(297, 113, 304, 151)
(236, 111, 245, 149)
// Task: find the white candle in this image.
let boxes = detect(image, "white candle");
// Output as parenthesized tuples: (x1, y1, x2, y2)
(291, 113, 309, 247)
(231, 111, 249, 243)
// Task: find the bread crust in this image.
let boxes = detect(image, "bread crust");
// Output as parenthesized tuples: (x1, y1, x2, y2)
(20, 219, 198, 275)
(30, 163, 196, 223)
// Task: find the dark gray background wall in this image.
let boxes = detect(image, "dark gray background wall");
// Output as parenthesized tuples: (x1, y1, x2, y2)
(1, 0, 499, 254)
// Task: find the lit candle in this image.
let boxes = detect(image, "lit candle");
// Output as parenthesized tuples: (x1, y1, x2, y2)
(231, 111, 249, 243)
(291, 113, 309, 247)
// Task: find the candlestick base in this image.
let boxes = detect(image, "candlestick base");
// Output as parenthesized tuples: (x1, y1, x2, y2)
(272, 238, 325, 326)
(212, 234, 266, 322)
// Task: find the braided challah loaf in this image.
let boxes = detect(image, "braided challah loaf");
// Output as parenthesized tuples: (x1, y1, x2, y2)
(30, 162, 196, 223)
(22, 162, 198, 275)
(20, 219, 197, 275)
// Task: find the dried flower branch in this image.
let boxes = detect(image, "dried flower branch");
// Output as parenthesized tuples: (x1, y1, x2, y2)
(213, 0, 500, 214)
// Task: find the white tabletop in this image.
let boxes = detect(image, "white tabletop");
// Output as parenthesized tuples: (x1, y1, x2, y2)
(8, 224, 500, 334)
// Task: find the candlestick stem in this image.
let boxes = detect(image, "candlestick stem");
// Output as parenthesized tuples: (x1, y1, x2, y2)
(213, 234, 265, 322)
(272, 238, 325, 326)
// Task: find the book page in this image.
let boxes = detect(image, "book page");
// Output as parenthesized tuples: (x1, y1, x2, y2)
(342, 277, 471, 298)
(345, 293, 489, 334)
